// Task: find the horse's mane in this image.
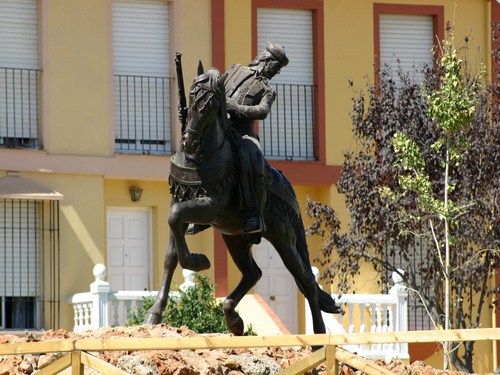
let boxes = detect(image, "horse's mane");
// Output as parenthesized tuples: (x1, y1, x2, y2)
(190, 69, 228, 132)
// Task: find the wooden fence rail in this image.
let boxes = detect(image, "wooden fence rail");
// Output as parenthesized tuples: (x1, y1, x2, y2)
(0, 328, 498, 374)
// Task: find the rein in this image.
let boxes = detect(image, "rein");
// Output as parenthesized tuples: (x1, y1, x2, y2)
(184, 76, 229, 162)
(196, 127, 228, 162)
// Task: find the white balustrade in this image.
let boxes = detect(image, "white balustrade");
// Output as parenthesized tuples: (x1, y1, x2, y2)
(71, 264, 409, 361)
(67, 265, 195, 333)
(305, 267, 409, 361)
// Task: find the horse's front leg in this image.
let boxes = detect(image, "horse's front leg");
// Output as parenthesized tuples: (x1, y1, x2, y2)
(168, 196, 218, 271)
(144, 233, 179, 325)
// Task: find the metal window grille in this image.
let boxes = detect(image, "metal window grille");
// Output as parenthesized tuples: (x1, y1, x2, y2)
(0, 67, 41, 149)
(383, 239, 434, 331)
(260, 83, 317, 161)
(113, 0, 171, 156)
(114, 74, 173, 155)
(257, 7, 317, 162)
(0, 199, 60, 329)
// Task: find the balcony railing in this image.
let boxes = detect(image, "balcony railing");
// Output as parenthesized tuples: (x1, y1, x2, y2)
(0, 67, 41, 149)
(114, 78, 315, 159)
(305, 268, 409, 361)
(114, 74, 173, 155)
(260, 83, 316, 161)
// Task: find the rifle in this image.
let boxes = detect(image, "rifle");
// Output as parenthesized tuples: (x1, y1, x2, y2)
(175, 52, 188, 133)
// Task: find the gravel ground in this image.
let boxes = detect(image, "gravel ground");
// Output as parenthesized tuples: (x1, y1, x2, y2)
(0, 325, 495, 374)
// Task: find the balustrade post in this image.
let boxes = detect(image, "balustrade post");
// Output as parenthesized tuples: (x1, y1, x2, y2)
(90, 263, 110, 329)
(179, 269, 197, 291)
(389, 269, 409, 358)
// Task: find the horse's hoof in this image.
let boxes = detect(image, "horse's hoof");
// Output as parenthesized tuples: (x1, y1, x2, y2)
(187, 253, 211, 271)
(331, 303, 343, 315)
(229, 318, 244, 336)
(144, 312, 162, 325)
(225, 314, 244, 336)
(223, 299, 244, 336)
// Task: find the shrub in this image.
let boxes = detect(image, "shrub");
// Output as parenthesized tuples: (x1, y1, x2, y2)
(126, 274, 227, 334)
(165, 274, 228, 334)
(126, 294, 162, 327)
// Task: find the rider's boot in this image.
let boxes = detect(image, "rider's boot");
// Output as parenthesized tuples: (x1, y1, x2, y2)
(244, 210, 265, 245)
(243, 168, 267, 236)
(239, 139, 267, 239)
(244, 210, 265, 234)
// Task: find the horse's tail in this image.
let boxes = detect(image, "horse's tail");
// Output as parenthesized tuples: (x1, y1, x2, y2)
(292, 211, 314, 278)
(292, 210, 338, 313)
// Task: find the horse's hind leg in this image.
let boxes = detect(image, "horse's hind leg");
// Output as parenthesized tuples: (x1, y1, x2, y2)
(269, 237, 327, 336)
(221, 234, 262, 336)
(144, 233, 178, 325)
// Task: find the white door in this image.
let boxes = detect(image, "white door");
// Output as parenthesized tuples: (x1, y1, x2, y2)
(107, 208, 151, 291)
(253, 239, 298, 333)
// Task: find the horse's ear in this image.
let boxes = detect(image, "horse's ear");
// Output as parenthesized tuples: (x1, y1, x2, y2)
(198, 60, 204, 75)
(218, 73, 225, 87)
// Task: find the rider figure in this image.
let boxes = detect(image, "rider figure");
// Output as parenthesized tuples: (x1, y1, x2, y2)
(223, 42, 289, 237)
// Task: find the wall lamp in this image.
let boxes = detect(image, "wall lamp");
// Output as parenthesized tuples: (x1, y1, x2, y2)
(130, 186, 143, 202)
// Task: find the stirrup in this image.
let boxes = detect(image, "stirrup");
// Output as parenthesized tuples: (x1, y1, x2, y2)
(244, 212, 265, 234)
(186, 223, 210, 235)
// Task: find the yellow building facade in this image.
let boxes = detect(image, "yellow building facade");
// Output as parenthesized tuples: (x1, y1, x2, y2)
(0, 0, 498, 371)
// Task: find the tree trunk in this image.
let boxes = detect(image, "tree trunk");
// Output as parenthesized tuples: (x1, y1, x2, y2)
(450, 341, 474, 373)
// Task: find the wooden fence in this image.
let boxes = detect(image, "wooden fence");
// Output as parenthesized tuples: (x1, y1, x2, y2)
(0, 328, 498, 374)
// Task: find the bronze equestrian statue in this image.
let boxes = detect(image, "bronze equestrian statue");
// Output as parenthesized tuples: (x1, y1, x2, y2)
(145, 44, 341, 336)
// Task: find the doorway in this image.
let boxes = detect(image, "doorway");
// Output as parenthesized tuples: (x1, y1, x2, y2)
(106, 207, 152, 291)
(253, 238, 298, 333)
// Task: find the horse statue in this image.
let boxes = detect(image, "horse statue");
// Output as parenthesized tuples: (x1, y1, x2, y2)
(144, 67, 340, 336)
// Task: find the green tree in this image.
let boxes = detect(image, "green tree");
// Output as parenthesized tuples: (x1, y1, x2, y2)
(307, 28, 499, 372)
(390, 33, 482, 369)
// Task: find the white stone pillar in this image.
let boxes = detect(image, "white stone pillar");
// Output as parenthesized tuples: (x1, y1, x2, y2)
(389, 269, 409, 359)
(90, 263, 110, 329)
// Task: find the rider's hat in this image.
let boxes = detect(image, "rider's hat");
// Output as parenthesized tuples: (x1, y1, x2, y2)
(265, 41, 289, 67)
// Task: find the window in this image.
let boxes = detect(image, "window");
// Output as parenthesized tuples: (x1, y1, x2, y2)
(255, 5, 319, 161)
(0, 0, 41, 149)
(374, 4, 443, 85)
(375, 4, 444, 331)
(0, 200, 41, 329)
(113, 0, 172, 155)
(380, 14, 434, 85)
(0, 197, 61, 330)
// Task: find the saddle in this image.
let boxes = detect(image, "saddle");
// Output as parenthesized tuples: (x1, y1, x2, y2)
(171, 128, 300, 235)
(183, 165, 299, 236)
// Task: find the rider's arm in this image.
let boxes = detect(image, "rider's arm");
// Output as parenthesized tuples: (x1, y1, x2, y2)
(227, 88, 276, 120)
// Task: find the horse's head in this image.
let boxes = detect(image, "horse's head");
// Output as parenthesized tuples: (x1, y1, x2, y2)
(183, 69, 226, 155)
